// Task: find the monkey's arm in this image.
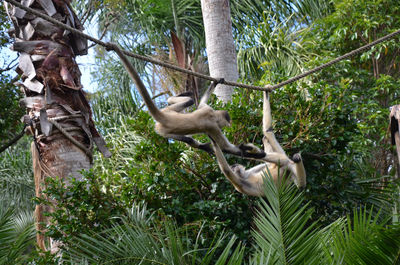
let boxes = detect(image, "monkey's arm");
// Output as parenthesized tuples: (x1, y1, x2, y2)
(209, 128, 266, 159)
(288, 154, 307, 188)
(263, 91, 285, 154)
(211, 138, 265, 196)
(198, 81, 218, 108)
(163, 96, 194, 112)
(167, 133, 268, 160)
(262, 90, 306, 187)
(210, 139, 247, 194)
(168, 135, 212, 153)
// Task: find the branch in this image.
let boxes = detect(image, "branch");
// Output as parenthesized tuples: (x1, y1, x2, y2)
(0, 125, 26, 154)
(0, 57, 18, 74)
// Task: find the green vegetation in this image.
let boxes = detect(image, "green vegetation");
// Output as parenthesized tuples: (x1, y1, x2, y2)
(1, 0, 400, 263)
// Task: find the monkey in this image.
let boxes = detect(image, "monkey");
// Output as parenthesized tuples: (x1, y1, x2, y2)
(162, 91, 213, 153)
(107, 43, 265, 159)
(210, 91, 306, 196)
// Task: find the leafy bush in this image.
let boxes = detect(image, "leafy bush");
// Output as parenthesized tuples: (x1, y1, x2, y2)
(39, 172, 126, 245)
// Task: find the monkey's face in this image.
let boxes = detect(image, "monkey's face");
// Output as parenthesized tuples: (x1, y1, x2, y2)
(216, 110, 231, 128)
(231, 164, 246, 176)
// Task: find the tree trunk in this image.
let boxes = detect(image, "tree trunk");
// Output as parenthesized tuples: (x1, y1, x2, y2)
(201, 0, 238, 103)
(5, 0, 110, 252)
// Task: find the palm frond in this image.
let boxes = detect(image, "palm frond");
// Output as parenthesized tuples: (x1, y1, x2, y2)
(237, 11, 315, 82)
(213, 236, 244, 265)
(324, 208, 400, 265)
(251, 173, 322, 264)
(0, 206, 35, 265)
(62, 203, 240, 265)
(0, 137, 34, 211)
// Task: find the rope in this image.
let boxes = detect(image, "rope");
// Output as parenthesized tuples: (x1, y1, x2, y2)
(5, 0, 400, 92)
(4, 0, 268, 91)
(268, 29, 400, 90)
(47, 119, 92, 159)
(0, 125, 26, 154)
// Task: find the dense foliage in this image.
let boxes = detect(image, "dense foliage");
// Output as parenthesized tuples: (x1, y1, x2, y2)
(38, 175, 400, 264)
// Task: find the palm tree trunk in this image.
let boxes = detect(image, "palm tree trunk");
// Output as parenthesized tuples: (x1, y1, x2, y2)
(5, 0, 109, 251)
(201, 0, 238, 102)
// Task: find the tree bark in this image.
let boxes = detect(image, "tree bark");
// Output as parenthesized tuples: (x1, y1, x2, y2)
(201, 0, 238, 102)
(5, 0, 109, 252)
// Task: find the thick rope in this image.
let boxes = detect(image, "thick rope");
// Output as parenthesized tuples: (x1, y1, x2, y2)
(47, 119, 92, 159)
(4, 0, 268, 91)
(268, 29, 400, 90)
(5, 0, 400, 92)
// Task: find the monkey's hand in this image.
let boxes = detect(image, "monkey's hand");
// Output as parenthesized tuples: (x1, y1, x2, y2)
(292, 153, 302, 163)
(105, 42, 119, 52)
(199, 142, 212, 154)
(239, 143, 262, 153)
(238, 143, 266, 159)
(176, 91, 194, 98)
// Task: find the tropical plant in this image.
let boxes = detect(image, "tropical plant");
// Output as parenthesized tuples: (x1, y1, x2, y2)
(236, 12, 314, 82)
(250, 176, 322, 264)
(0, 205, 35, 265)
(5, 0, 109, 250)
(39, 113, 256, 253)
(323, 209, 400, 264)
(61, 203, 245, 264)
(0, 5, 11, 46)
(0, 5, 23, 147)
(250, 175, 400, 264)
(45, 174, 400, 264)
(0, 137, 34, 212)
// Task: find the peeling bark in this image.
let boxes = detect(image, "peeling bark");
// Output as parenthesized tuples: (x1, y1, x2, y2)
(5, 0, 109, 252)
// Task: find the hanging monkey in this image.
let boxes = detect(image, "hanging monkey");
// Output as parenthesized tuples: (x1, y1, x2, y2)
(211, 91, 306, 196)
(107, 43, 265, 159)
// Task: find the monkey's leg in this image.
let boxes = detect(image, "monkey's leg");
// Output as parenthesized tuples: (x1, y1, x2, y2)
(262, 91, 306, 186)
(209, 129, 266, 159)
(167, 134, 212, 153)
(165, 96, 194, 112)
(262, 135, 276, 154)
(246, 163, 268, 175)
(262, 91, 286, 155)
(176, 91, 194, 97)
(260, 152, 292, 166)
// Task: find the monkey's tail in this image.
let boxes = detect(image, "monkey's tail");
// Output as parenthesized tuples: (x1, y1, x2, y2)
(110, 43, 168, 124)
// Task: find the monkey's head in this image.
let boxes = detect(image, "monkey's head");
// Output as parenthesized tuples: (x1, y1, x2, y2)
(215, 110, 231, 128)
(231, 164, 246, 176)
